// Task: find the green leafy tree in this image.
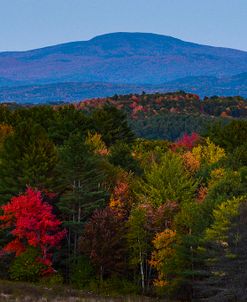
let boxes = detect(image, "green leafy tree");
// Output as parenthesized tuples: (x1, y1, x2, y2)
(126, 202, 177, 293)
(139, 151, 198, 207)
(9, 247, 45, 282)
(150, 200, 205, 299)
(203, 168, 247, 223)
(126, 206, 150, 293)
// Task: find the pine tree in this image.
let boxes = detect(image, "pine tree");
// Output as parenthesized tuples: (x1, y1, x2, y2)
(48, 106, 91, 145)
(0, 122, 58, 203)
(92, 106, 135, 146)
(56, 133, 108, 277)
(195, 197, 247, 301)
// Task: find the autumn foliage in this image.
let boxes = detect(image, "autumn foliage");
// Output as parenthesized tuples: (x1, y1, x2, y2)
(0, 188, 66, 272)
(0, 100, 246, 299)
(80, 207, 126, 279)
(150, 229, 177, 287)
(172, 132, 200, 151)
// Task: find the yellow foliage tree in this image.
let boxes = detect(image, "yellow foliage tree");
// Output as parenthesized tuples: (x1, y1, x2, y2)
(150, 229, 177, 287)
(182, 151, 200, 174)
(208, 168, 225, 188)
(85, 132, 109, 156)
(192, 138, 225, 165)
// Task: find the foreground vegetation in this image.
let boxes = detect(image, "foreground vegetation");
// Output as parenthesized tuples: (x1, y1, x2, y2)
(0, 93, 247, 301)
(0, 280, 161, 302)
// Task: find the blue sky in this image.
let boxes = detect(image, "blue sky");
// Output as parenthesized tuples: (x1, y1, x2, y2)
(1, 0, 246, 51)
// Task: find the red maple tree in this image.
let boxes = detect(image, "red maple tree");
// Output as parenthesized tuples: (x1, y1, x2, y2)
(0, 188, 66, 271)
(171, 132, 200, 151)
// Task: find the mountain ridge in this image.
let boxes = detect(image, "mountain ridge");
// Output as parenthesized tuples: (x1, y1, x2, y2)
(1, 32, 246, 55)
(1, 32, 247, 89)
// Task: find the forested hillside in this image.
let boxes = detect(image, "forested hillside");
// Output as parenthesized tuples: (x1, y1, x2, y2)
(0, 94, 247, 301)
(74, 92, 247, 140)
(2, 91, 247, 141)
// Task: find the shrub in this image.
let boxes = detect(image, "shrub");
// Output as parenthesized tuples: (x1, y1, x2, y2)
(39, 273, 64, 287)
(70, 255, 94, 289)
(9, 247, 45, 282)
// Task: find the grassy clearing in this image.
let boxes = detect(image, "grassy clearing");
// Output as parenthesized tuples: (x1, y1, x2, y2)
(0, 280, 164, 302)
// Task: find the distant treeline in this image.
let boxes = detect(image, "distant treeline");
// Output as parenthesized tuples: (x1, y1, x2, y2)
(1, 91, 247, 141)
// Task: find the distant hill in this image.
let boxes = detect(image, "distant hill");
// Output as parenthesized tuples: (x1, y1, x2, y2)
(74, 91, 247, 140)
(156, 72, 247, 98)
(0, 73, 246, 104)
(1, 91, 246, 140)
(1, 32, 247, 89)
(73, 91, 247, 118)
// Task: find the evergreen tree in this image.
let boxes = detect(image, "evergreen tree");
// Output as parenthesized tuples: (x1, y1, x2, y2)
(11, 106, 56, 132)
(196, 197, 247, 301)
(207, 120, 247, 152)
(92, 106, 135, 146)
(173, 201, 206, 300)
(109, 142, 142, 175)
(48, 106, 91, 145)
(0, 121, 58, 203)
(56, 133, 108, 277)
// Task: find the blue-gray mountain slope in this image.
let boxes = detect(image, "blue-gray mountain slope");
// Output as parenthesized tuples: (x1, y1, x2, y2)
(1, 32, 247, 87)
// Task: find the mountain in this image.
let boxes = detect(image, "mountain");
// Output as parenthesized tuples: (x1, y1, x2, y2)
(1, 32, 247, 89)
(0, 73, 246, 104)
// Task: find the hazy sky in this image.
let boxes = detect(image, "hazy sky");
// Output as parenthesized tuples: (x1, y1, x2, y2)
(1, 0, 246, 51)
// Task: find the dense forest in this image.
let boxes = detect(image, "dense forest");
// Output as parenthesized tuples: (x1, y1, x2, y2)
(0, 92, 247, 301)
(3, 91, 247, 141)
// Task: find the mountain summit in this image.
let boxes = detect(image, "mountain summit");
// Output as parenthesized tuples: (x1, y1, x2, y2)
(0, 32, 247, 87)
